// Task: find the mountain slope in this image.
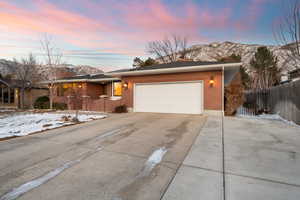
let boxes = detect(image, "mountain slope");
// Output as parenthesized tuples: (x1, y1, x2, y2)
(0, 59, 103, 79)
(186, 41, 296, 73)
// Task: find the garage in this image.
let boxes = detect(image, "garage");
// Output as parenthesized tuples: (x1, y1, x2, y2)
(133, 81, 203, 114)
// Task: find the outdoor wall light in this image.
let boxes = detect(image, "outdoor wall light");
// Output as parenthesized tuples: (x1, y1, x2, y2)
(78, 84, 82, 88)
(209, 76, 215, 87)
(123, 82, 128, 89)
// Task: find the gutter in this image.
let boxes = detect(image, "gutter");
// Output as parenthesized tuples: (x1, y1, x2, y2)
(222, 65, 225, 116)
(41, 78, 120, 84)
(106, 63, 242, 77)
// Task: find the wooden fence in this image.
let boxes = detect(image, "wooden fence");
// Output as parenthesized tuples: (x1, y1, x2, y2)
(237, 80, 300, 125)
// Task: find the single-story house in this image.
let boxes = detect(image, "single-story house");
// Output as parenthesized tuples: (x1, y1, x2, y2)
(0, 78, 48, 109)
(51, 61, 242, 115)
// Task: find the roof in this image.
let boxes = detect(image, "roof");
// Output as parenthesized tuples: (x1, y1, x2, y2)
(109, 61, 230, 73)
(60, 73, 112, 80)
(107, 61, 242, 76)
(47, 73, 120, 83)
(0, 78, 28, 88)
(0, 78, 47, 89)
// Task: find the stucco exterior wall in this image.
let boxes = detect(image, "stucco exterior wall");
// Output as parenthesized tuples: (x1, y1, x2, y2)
(121, 70, 223, 111)
(24, 88, 49, 108)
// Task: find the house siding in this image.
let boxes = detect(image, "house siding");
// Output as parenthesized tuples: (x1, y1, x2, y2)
(121, 70, 223, 111)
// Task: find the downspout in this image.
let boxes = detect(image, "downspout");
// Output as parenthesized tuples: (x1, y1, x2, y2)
(222, 66, 225, 116)
(221, 65, 226, 200)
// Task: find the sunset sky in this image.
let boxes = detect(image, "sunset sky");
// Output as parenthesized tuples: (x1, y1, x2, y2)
(0, 0, 282, 71)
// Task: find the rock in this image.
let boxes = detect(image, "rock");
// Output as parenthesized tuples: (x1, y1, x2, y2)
(43, 124, 52, 127)
(71, 117, 79, 123)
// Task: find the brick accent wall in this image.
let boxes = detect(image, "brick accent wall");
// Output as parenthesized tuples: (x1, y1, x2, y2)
(84, 83, 105, 99)
(83, 98, 125, 112)
(121, 71, 223, 111)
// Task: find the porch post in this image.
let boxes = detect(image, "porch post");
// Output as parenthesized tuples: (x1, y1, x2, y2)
(8, 88, 11, 104)
(14, 88, 19, 108)
(1, 87, 4, 104)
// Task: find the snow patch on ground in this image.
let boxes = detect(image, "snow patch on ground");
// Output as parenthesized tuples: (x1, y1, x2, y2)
(236, 114, 300, 128)
(147, 147, 167, 164)
(95, 128, 122, 140)
(0, 159, 80, 200)
(140, 147, 167, 177)
(0, 144, 105, 200)
(0, 113, 106, 139)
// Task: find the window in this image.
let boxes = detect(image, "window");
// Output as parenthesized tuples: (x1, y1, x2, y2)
(113, 82, 122, 96)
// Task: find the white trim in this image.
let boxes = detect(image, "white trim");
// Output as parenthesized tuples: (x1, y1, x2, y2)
(89, 78, 120, 82)
(133, 80, 204, 114)
(106, 63, 242, 77)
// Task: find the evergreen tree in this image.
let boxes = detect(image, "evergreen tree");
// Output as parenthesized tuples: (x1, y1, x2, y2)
(132, 57, 158, 67)
(240, 66, 251, 89)
(250, 47, 281, 89)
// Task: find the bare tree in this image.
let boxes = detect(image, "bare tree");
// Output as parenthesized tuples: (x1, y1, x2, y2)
(274, 0, 300, 69)
(40, 34, 63, 109)
(146, 35, 188, 63)
(7, 54, 39, 109)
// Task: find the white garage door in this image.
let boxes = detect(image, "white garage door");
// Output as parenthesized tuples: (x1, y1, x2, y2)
(134, 81, 203, 114)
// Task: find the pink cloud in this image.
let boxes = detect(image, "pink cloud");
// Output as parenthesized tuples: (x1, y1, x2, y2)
(0, 0, 270, 58)
(0, 1, 114, 44)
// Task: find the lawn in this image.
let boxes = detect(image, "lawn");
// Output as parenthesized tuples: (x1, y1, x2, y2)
(0, 112, 106, 139)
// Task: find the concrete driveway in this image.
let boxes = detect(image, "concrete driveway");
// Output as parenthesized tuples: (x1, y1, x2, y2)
(0, 113, 206, 200)
(163, 116, 300, 200)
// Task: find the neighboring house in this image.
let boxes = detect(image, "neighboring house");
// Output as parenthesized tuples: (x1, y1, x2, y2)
(0, 78, 48, 109)
(51, 61, 242, 114)
(289, 68, 300, 82)
(280, 68, 300, 83)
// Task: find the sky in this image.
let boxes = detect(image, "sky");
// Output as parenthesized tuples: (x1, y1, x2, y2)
(0, 0, 283, 71)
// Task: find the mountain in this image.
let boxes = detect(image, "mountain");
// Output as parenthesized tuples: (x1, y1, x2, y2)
(0, 59, 103, 79)
(186, 41, 297, 74)
(36, 64, 104, 79)
(1, 41, 297, 78)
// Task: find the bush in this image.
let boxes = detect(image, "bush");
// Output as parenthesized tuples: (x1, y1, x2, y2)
(114, 104, 128, 113)
(53, 102, 68, 110)
(34, 96, 50, 109)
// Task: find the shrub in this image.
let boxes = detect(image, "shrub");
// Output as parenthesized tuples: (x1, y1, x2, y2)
(53, 102, 68, 110)
(114, 104, 128, 113)
(34, 96, 50, 109)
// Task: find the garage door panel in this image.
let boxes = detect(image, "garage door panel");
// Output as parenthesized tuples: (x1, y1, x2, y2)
(134, 81, 203, 114)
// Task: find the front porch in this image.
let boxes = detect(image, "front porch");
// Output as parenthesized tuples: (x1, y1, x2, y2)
(52, 76, 125, 112)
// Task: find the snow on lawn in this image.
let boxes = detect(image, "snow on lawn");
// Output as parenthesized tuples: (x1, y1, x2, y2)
(237, 114, 300, 128)
(0, 113, 106, 139)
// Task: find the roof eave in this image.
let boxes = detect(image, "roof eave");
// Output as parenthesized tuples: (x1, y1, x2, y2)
(106, 63, 242, 77)
(41, 77, 120, 84)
